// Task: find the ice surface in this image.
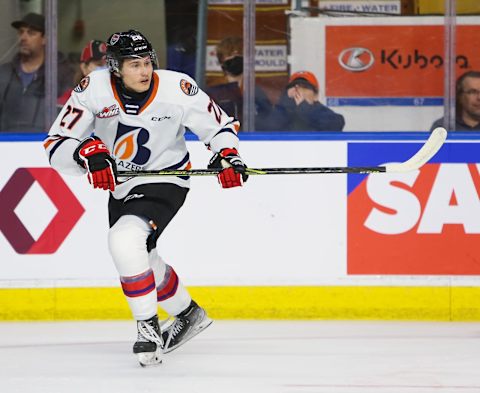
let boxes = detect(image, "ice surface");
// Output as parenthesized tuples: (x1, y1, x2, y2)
(0, 321, 479, 393)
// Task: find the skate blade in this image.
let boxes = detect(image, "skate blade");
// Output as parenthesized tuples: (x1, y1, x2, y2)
(163, 317, 213, 354)
(137, 349, 163, 367)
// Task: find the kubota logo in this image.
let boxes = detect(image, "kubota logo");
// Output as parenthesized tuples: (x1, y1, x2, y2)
(0, 168, 84, 254)
(338, 47, 375, 72)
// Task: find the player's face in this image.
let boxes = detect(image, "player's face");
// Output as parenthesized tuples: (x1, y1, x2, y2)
(120, 56, 153, 93)
(17, 27, 45, 58)
(460, 77, 480, 121)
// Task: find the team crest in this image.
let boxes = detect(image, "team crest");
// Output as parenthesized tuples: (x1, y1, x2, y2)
(73, 76, 90, 93)
(113, 123, 151, 166)
(180, 79, 198, 96)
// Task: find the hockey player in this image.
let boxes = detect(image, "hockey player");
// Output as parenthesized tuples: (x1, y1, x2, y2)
(43, 30, 248, 366)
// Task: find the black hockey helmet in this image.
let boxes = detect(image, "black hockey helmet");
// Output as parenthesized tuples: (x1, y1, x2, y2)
(106, 30, 158, 73)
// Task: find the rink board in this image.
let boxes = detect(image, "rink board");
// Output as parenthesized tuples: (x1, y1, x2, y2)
(1, 134, 480, 320)
(1, 286, 480, 321)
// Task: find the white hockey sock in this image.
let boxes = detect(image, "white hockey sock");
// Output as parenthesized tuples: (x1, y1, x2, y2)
(109, 215, 157, 321)
(148, 250, 192, 316)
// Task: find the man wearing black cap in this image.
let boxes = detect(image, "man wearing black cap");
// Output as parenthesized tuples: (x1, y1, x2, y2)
(0, 13, 73, 132)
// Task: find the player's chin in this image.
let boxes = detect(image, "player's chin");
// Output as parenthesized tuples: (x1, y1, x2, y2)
(136, 81, 150, 92)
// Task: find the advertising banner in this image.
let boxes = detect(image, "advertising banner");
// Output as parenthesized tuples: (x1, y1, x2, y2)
(325, 24, 480, 105)
(3, 138, 480, 286)
(319, 1, 401, 14)
(206, 44, 287, 73)
(347, 141, 480, 274)
(0, 140, 345, 286)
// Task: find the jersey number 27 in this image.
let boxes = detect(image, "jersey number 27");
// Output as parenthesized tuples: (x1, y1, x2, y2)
(60, 105, 84, 130)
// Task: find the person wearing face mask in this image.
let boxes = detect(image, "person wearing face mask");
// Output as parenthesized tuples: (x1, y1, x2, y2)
(269, 71, 345, 131)
(206, 36, 273, 131)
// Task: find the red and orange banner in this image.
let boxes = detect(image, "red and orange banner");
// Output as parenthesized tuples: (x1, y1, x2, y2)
(326, 25, 480, 99)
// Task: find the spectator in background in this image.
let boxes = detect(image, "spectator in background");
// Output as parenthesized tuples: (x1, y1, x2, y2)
(206, 36, 273, 131)
(166, 26, 196, 78)
(76, 39, 107, 84)
(270, 71, 345, 131)
(430, 71, 480, 131)
(165, 0, 197, 77)
(58, 39, 107, 105)
(0, 13, 72, 133)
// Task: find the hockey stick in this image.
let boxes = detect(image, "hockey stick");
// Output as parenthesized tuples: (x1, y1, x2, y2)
(118, 127, 447, 178)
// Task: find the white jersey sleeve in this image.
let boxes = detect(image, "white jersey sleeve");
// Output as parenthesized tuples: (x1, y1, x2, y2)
(44, 78, 96, 176)
(172, 73, 240, 153)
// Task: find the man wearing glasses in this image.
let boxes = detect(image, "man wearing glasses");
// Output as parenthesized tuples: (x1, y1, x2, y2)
(430, 71, 480, 131)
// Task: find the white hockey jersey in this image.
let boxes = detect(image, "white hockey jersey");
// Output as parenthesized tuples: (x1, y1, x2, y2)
(44, 69, 240, 198)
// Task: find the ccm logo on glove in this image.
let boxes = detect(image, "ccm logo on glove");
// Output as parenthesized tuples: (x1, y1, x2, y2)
(82, 142, 108, 156)
(74, 136, 117, 191)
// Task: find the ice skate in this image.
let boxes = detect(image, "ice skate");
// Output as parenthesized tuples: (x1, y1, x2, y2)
(162, 300, 213, 353)
(133, 315, 164, 367)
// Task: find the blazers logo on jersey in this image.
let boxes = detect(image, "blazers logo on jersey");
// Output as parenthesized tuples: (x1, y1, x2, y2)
(180, 79, 198, 96)
(113, 123, 151, 165)
(73, 76, 90, 93)
(96, 104, 119, 118)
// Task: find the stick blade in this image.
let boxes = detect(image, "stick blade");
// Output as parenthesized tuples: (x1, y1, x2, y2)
(385, 127, 447, 173)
